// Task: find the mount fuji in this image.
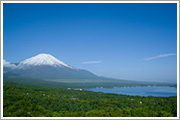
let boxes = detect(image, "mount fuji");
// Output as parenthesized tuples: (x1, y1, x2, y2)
(4, 53, 175, 87)
(3, 53, 99, 80)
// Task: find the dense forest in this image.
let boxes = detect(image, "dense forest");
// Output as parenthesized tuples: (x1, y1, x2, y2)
(3, 82, 177, 117)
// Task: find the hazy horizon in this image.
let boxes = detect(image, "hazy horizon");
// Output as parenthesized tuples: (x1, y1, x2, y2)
(3, 3, 177, 83)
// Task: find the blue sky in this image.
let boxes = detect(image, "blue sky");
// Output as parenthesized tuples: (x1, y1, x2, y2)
(3, 3, 177, 83)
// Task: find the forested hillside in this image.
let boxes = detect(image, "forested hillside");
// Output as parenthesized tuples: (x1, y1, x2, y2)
(3, 82, 177, 117)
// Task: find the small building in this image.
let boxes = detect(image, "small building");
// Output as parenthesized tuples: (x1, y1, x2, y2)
(74, 88, 82, 91)
(70, 97, 79, 100)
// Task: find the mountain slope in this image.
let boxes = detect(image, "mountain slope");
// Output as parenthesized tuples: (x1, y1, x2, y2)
(3, 53, 99, 80)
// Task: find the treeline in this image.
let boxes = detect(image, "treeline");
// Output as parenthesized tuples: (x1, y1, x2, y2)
(3, 82, 177, 117)
(3, 76, 177, 89)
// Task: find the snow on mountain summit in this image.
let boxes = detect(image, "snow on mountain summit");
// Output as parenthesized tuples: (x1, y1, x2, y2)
(18, 53, 73, 69)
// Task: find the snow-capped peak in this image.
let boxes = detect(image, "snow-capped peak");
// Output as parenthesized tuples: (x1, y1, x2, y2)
(18, 53, 73, 69)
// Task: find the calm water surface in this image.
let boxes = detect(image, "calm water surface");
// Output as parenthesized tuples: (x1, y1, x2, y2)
(86, 86, 177, 97)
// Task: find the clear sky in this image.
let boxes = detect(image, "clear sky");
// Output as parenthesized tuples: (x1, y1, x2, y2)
(3, 3, 177, 83)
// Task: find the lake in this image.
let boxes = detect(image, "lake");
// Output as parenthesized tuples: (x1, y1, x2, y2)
(85, 86, 177, 97)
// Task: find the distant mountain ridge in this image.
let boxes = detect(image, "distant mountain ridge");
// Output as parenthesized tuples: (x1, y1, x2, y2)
(3, 53, 99, 80)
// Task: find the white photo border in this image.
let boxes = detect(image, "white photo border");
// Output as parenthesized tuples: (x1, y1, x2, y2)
(1, 1, 179, 119)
